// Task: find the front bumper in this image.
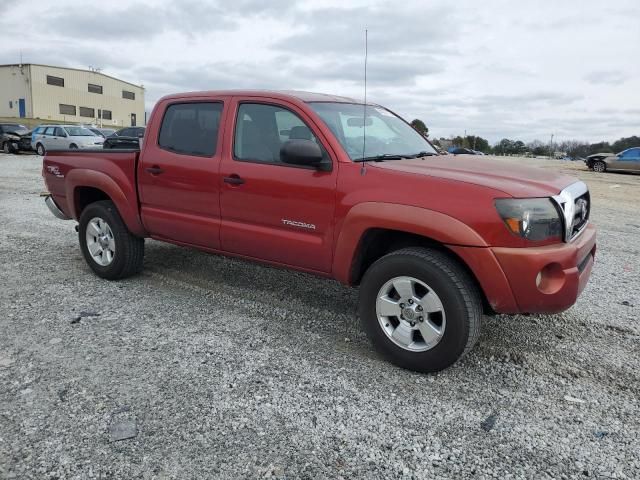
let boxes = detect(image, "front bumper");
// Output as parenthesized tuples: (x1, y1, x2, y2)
(491, 224, 596, 313)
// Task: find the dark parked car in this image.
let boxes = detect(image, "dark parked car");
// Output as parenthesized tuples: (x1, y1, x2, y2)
(89, 128, 117, 138)
(0, 123, 32, 153)
(103, 126, 145, 149)
(449, 147, 478, 155)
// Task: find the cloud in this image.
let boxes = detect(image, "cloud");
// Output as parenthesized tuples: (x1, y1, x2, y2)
(584, 70, 629, 86)
(0, 0, 638, 144)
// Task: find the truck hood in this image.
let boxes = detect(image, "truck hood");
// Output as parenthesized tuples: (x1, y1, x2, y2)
(372, 156, 577, 198)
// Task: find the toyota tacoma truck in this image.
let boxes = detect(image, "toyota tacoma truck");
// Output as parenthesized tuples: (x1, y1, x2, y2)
(42, 90, 596, 372)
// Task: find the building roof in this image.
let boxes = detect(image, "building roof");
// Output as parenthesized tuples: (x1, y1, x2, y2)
(0, 63, 144, 90)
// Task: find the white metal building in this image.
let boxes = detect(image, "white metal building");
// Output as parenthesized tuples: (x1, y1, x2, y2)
(0, 64, 145, 127)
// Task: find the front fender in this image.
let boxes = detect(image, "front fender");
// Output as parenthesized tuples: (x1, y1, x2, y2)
(332, 202, 488, 284)
(65, 169, 146, 237)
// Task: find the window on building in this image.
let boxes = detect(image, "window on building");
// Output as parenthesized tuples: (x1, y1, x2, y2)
(59, 104, 76, 115)
(79, 107, 95, 118)
(101, 110, 112, 120)
(158, 102, 223, 156)
(122, 90, 135, 100)
(47, 75, 64, 87)
(88, 83, 103, 94)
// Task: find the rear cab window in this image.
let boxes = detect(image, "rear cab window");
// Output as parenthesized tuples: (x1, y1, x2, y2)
(158, 102, 223, 157)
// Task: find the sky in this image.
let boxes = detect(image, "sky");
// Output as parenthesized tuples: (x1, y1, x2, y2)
(1, 0, 638, 144)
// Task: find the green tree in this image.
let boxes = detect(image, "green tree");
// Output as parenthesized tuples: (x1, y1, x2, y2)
(410, 119, 429, 137)
(611, 136, 640, 152)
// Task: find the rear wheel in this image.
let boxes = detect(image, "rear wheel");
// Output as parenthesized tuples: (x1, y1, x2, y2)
(36, 143, 45, 156)
(69, 143, 78, 149)
(593, 161, 606, 173)
(78, 200, 144, 280)
(358, 247, 482, 373)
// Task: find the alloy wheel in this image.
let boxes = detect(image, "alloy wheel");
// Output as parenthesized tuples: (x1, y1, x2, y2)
(376, 276, 446, 352)
(85, 217, 116, 266)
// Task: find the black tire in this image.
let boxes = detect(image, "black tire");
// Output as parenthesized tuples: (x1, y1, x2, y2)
(78, 200, 144, 280)
(36, 143, 45, 156)
(593, 161, 606, 173)
(358, 247, 482, 373)
(69, 144, 78, 149)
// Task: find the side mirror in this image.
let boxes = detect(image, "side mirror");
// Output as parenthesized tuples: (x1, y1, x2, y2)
(280, 139, 329, 170)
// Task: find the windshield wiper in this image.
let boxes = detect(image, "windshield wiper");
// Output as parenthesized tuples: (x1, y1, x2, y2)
(355, 154, 408, 162)
(407, 151, 438, 158)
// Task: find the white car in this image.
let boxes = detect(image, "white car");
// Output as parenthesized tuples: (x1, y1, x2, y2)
(33, 125, 104, 156)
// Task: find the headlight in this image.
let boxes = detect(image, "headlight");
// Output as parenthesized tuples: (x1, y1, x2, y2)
(495, 198, 563, 241)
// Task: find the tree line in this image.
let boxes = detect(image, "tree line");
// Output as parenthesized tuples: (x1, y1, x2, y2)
(410, 119, 638, 157)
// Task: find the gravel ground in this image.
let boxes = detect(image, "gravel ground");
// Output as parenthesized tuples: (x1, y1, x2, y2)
(1, 153, 638, 479)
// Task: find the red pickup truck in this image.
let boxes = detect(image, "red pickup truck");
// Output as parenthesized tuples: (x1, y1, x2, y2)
(42, 90, 596, 372)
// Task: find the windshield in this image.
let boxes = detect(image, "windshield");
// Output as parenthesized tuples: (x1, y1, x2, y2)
(4, 124, 28, 133)
(65, 127, 96, 136)
(308, 102, 437, 160)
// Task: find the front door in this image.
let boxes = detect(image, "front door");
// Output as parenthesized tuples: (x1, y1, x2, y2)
(615, 148, 640, 170)
(137, 99, 226, 249)
(218, 97, 338, 273)
(131, 113, 137, 127)
(18, 99, 26, 118)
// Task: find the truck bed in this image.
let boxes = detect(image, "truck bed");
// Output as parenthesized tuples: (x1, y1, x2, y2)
(43, 149, 141, 224)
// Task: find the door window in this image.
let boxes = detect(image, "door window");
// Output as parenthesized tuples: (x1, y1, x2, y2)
(44, 127, 55, 135)
(55, 127, 66, 136)
(620, 148, 640, 160)
(158, 102, 223, 157)
(234, 103, 322, 164)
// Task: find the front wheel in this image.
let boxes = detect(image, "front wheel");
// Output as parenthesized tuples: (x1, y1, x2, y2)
(593, 161, 606, 173)
(2, 142, 11, 154)
(36, 143, 45, 156)
(78, 200, 144, 280)
(358, 247, 482, 373)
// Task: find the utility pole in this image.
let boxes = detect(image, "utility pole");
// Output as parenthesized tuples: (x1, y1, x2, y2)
(549, 133, 554, 158)
(89, 66, 102, 127)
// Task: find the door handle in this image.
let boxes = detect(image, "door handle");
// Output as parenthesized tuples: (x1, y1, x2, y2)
(223, 175, 245, 185)
(145, 166, 164, 175)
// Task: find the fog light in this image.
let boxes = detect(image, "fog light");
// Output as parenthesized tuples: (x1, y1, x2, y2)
(536, 263, 565, 294)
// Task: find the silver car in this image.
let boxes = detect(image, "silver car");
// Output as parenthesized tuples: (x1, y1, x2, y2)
(586, 147, 640, 173)
(33, 125, 104, 156)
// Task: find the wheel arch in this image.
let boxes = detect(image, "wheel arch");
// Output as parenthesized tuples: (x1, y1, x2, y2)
(332, 202, 498, 312)
(348, 227, 498, 315)
(65, 169, 146, 237)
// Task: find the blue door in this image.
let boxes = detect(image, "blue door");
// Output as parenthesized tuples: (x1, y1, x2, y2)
(18, 98, 26, 118)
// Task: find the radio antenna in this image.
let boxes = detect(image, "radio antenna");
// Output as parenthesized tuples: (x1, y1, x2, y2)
(360, 29, 368, 175)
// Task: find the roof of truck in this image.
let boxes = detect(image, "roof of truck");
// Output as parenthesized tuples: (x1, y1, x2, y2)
(159, 90, 363, 104)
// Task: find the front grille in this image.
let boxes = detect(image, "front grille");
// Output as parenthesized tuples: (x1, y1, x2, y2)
(552, 181, 590, 242)
(570, 192, 590, 240)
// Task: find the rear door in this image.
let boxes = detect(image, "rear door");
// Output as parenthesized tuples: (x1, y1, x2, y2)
(54, 127, 69, 149)
(41, 127, 55, 149)
(137, 97, 226, 249)
(218, 97, 338, 273)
